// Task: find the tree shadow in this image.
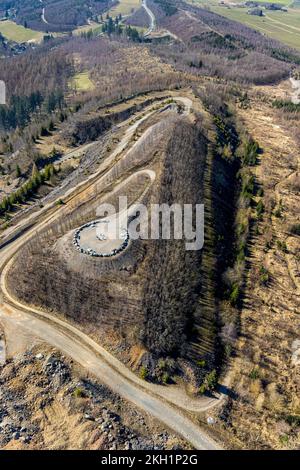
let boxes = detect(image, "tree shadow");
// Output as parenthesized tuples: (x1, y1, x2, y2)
(217, 383, 238, 400)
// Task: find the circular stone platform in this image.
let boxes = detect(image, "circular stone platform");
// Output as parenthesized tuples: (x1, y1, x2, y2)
(73, 220, 129, 258)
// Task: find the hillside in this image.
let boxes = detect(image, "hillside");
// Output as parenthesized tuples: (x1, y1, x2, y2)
(0, 0, 299, 452)
(0, 0, 115, 32)
(188, 0, 300, 51)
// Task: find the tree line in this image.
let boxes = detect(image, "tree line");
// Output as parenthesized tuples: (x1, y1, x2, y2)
(0, 164, 56, 216)
(102, 15, 141, 42)
(0, 90, 64, 131)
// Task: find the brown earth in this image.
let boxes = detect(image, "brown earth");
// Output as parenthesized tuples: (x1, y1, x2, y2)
(0, 341, 187, 450)
(219, 81, 300, 450)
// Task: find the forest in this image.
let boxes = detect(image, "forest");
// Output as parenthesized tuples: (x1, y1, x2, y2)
(0, 0, 114, 31)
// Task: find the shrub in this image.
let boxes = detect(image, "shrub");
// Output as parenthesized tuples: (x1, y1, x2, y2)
(290, 224, 300, 236)
(259, 266, 270, 285)
(274, 207, 282, 218)
(73, 387, 85, 398)
(241, 138, 259, 166)
(279, 434, 289, 446)
(249, 367, 260, 380)
(257, 187, 264, 197)
(256, 199, 264, 217)
(229, 284, 240, 306)
(140, 366, 148, 380)
(224, 343, 232, 359)
(196, 359, 206, 367)
(276, 240, 288, 253)
(162, 373, 170, 384)
(199, 369, 218, 394)
(284, 414, 300, 427)
(241, 174, 255, 199)
(16, 165, 21, 178)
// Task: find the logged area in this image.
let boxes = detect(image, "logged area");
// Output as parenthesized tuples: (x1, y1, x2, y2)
(0, 0, 299, 452)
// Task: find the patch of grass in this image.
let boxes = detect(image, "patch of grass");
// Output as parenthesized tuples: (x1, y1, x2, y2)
(249, 367, 260, 380)
(71, 72, 95, 92)
(0, 20, 43, 43)
(108, 0, 142, 18)
(73, 21, 102, 36)
(279, 434, 289, 446)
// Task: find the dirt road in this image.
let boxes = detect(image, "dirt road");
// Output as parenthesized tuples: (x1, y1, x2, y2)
(290, 77, 300, 105)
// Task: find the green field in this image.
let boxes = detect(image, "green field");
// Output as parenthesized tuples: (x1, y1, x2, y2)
(107, 0, 142, 18)
(191, 0, 292, 4)
(73, 21, 102, 36)
(189, 1, 300, 50)
(72, 72, 95, 92)
(0, 20, 43, 43)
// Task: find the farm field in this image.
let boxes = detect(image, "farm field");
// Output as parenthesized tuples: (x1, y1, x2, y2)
(0, 20, 44, 43)
(189, 0, 300, 50)
(194, 0, 292, 4)
(107, 0, 142, 17)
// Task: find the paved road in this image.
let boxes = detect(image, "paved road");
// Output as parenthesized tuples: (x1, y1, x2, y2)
(143, 0, 156, 36)
(41, 7, 49, 25)
(0, 96, 222, 450)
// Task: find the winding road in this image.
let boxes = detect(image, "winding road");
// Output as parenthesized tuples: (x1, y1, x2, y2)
(41, 8, 49, 25)
(0, 97, 222, 450)
(142, 0, 157, 36)
(40, 0, 49, 25)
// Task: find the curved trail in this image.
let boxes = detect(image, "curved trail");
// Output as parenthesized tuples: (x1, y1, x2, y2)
(0, 96, 222, 449)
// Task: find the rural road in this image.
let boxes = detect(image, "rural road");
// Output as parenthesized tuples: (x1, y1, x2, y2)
(143, 0, 156, 36)
(41, 7, 49, 25)
(0, 96, 222, 450)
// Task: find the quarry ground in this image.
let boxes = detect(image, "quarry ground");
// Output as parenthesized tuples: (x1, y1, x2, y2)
(0, 329, 187, 450)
